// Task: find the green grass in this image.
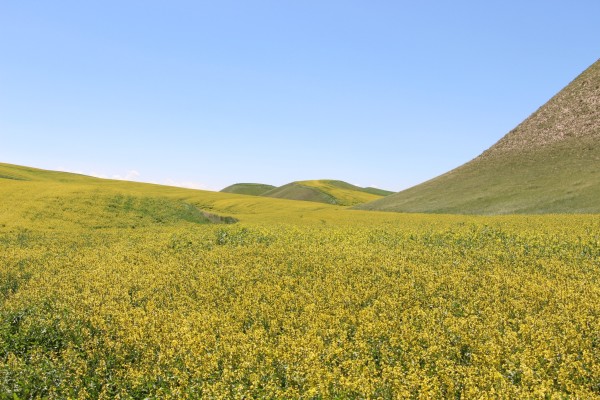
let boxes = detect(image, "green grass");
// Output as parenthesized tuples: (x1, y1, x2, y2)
(2, 61, 600, 399)
(2, 161, 600, 398)
(217, 180, 393, 206)
(362, 186, 394, 196)
(359, 137, 600, 214)
(358, 58, 600, 214)
(263, 179, 391, 206)
(220, 183, 276, 196)
(0, 163, 352, 231)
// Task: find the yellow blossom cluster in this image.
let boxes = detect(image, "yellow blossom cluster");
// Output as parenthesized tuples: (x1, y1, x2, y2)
(1, 213, 600, 398)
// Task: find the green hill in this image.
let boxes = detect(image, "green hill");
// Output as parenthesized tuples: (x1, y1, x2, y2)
(358, 58, 600, 214)
(262, 180, 390, 206)
(362, 187, 395, 196)
(0, 163, 240, 228)
(0, 163, 101, 183)
(220, 183, 276, 196)
(0, 163, 346, 231)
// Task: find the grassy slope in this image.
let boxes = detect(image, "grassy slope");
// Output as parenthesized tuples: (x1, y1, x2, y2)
(0, 163, 474, 239)
(359, 58, 600, 214)
(363, 187, 394, 196)
(0, 163, 101, 183)
(220, 183, 276, 196)
(4, 163, 600, 398)
(6, 161, 595, 230)
(263, 180, 387, 206)
(0, 163, 351, 231)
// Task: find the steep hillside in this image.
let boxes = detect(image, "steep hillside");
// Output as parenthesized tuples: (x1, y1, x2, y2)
(220, 183, 276, 196)
(263, 180, 388, 206)
(358, 58, 600, 214)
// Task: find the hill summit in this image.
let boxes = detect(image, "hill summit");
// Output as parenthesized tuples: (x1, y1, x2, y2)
(220, 183, 276, 196)
(358, 58, 600, 214)
(221, 180, 393, 206)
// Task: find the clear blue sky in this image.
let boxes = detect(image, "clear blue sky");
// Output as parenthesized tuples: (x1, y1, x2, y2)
(1, 1, 599, 191)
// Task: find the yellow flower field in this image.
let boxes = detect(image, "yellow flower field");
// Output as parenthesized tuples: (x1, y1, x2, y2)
(2, 211, 600, 398)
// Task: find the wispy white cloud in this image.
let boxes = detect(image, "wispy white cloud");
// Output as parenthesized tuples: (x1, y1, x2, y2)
(164, 179, 209, 190)
(54, 166, 212, 191)
(56, 167, 141, 182)
(110, 170, 141, 181)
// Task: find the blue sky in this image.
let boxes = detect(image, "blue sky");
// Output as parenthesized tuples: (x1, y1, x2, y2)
(1, 1, 599, 191)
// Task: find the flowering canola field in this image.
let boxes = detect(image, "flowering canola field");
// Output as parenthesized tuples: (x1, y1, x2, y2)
(2, 214, 600, 399)
(1, 164, 600, 398)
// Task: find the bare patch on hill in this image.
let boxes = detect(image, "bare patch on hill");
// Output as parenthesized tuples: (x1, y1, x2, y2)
(480, 59, 600, 158)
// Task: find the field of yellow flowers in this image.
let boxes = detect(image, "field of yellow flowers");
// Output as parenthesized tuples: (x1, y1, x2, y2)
(2, 208, 600, 398)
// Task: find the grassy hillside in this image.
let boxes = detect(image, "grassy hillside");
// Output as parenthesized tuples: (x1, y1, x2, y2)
(218, 180, 393, 205)
(363, 186, 394, 196)
(2, 162, 600, 398)
(0, 163, 102, 183)
(263, 179, 389, 206)
(0, 163, 344, 231)
(220, 183, 276, 196)
(359, 58, 600, 214)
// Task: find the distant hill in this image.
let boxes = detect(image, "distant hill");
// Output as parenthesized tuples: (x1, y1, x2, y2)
(358, 58, 600, 214)
(263, 180, 391, 206)
(362, 187, 395, 196)
(0, 163, 241, 228)
(221, 183, 276, 196)
(0, 163, 348, 230)
(220, 180, 393, 206)
(0, 163, 99, 183)
(0, 163, 392, 232)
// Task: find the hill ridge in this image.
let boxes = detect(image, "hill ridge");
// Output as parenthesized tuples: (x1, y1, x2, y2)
(221, 179, 393, 206)
(262, 179, 391, 206)
(481, 58, 600, 158)
(221, 183, 276, 196)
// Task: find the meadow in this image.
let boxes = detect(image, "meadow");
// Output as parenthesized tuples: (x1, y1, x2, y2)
(1, 164, 600, 399)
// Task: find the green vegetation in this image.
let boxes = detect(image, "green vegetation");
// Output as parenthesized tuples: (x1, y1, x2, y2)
(263, 179, 390, 206)
(0, 164, 339, 231)
(262, 181, 337, 204)
(359, 136, 600, 214)
(362, 186, 394, 196)
(220, 183, 276, 196)
(220, 179, 393, 206)
(0, 163, 99, 183)
(2, 59, 600, 397)
(359, 58, 600, 214)
(1, 162, 600, 398)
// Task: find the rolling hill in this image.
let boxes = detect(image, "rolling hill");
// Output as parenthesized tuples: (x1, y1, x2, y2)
(262, 180, 392, 206)
(220, 183, 276, 196)
(358, 58, 600, 214)
(0, 163, 352, 231)
(220, 180, 393, 206)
